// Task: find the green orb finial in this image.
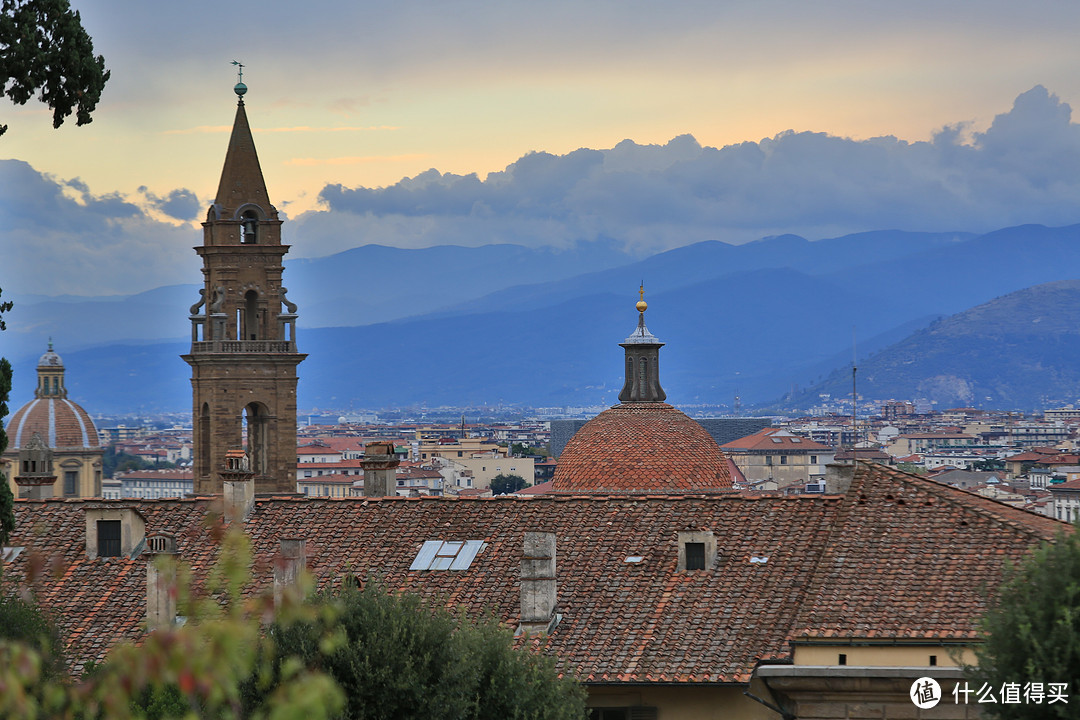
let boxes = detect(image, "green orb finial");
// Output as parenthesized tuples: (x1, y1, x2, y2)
(230, 60, 246, 97)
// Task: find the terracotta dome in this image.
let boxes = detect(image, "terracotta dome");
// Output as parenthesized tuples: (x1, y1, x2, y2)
(8, 397, 99, 450)
(551, 402, 732, 493)
(7, 343, 99, 450)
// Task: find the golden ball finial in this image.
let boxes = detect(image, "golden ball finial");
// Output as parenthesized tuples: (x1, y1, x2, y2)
(636, 283, 647, 312)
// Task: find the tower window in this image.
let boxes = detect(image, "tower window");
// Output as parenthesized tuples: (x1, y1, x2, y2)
(241, 210, 259, 244)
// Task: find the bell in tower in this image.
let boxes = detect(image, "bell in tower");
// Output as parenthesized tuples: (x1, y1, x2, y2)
(182, 79, 306, 495)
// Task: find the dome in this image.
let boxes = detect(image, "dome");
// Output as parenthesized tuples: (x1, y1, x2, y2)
(7, 397, 100, 450)
(38, 347, 63, 368)
(551, 402, 732, 493)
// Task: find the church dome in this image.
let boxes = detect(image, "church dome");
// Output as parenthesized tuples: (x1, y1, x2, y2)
(551, 402, 732, 493)
(7, 342, 99, 450)
(551, 287, 732, 494)
(38, 347, 63, 368)
(8, 397, 99, 450)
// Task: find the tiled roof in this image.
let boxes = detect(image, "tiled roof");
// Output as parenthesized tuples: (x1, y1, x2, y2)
(721, 428, 833, 452)
(552, 403, 732, 493)
(4, 462, 1068, 683)
(7, 397, 100, 449)
(791, 463, 1063, 641)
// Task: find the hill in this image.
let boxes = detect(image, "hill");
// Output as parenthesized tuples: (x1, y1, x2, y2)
(787, 280, 1080, 411)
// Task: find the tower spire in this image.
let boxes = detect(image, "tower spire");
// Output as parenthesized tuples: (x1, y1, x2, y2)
(214, 80, 272, 215)
(618, 285, 667, 403)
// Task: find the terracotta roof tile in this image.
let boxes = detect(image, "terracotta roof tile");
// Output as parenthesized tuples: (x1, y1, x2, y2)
(552, 403, 732, 493)
(4, 462, 1069, 684)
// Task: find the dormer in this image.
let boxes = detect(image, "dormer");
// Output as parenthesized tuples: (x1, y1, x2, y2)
(677, 529, 717, 571)
(85, 506, 146, 559)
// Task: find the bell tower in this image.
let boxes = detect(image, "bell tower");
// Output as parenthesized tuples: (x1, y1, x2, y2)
(182, 81, 306, 495)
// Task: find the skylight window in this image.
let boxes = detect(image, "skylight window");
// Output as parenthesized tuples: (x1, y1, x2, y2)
(409, 540, 486, 570)
(772, 438, 783, 443)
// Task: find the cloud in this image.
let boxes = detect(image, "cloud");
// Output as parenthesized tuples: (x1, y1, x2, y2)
(0, 160, 201, 296)
(138, 187, 201, 221)
(291, 86, 1080, 258)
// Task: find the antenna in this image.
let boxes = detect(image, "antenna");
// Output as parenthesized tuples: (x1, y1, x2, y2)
(852, 326, 857, 466)
(231, 60, 245, 83)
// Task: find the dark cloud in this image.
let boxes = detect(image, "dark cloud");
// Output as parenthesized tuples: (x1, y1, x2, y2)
(296, 86, 1080, 258)
(0, 160, 200, 296)
(139, 187, 202, 221)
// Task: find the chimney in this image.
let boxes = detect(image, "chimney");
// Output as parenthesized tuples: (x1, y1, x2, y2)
(221, 449, 255, 523)
(146, 533, 178, 631)
(517, 531, 558, 636)
(13, 432, 56, 499)
(274, 538, 306, 608)
(825, 462, 855, 494)
(362, 441, 399, 497)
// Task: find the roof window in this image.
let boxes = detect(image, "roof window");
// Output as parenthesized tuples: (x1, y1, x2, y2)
(410, 540, 486, 570)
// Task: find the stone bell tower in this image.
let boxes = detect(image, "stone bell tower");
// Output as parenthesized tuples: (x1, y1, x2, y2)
(182, 80, 306, 495)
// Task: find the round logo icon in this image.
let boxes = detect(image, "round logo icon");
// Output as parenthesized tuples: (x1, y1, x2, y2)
(910, 677, 942, 709)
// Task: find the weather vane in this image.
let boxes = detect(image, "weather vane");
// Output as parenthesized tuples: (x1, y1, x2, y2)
(231, 60, 247, 98)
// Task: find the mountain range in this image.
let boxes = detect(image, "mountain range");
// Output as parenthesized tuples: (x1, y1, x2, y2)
(5, 223, 1080, 414)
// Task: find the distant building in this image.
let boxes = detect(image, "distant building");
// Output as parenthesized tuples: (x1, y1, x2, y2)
(721, 428, 834, 488)
(114, 469, 194, 499)
(2, 343, 103, 498)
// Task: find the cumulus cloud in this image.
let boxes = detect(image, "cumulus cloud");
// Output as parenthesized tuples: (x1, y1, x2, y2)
(293, 86, 1080, 258)
(0, 160, 201, 296)
(138, 187, 201, 221)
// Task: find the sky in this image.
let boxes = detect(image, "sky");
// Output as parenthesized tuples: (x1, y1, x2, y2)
(4, 0, 1080, 297)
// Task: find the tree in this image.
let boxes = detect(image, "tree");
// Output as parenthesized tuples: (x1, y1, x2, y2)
(264, 581, 587, 720)
(0, 285, 13, 548)
(490, 473, 529, 495)
(0, 0, 110, 136)
(966, 527, 1080, 718)
(0, 526, 346, 719)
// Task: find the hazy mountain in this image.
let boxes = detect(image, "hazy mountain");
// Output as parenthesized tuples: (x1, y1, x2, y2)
(8, 268, 926, 413)
(8, 223, 1080, 414)
(787, 280, 1080, 411)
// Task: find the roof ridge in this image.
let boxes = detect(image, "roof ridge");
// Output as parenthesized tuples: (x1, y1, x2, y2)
(879, 463, 1066, 541)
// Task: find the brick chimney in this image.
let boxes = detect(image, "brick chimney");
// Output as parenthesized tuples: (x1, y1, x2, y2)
(517, 531, 558, 636)
(221, 449, 255, 523)
(274, 538, 306, 608)
(825, 462, 855, 494)
(362, 440, 399, 497)
(146, 533, 178, 631)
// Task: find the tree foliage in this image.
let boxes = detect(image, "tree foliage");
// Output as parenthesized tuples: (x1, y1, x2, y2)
(264, 581, 587, 720)
(967, 527, 1080, 718)
(0, 286, 13, 548)
(0, 526, 346, 719)
(0, 0, 110, 136)
(490, 473, 529, 495)
(102, 445, 178, 479)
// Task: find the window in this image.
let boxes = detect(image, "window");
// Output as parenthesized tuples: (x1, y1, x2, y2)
(98, 520, 121, 557)
(241, 210, 259, 243)
(929, 655, 937, 667)
(409, 540, 486, 570)
(685, 542, 706, 570)
(838, 653, 847, 666)
(64, 471, 77, 496)
(780, 455, 787, 465)
(811, 455, 818, 464)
